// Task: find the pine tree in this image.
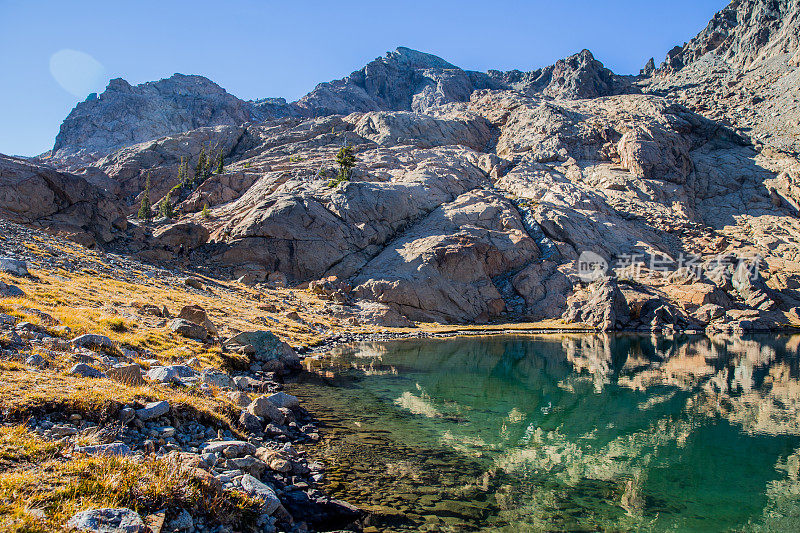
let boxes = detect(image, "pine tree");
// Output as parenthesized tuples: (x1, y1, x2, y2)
(336, 144, 356, 181)
(195, 147, 206, 183)
(202, 203, 211, 219)
(137, 172, 153, 221)
(216, 150, 224, 174)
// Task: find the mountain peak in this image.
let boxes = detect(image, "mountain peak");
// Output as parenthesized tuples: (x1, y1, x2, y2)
(385, 47, 458, 70)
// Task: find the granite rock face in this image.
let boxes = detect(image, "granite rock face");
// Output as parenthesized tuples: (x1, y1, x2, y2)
(645, 0, 800, 155)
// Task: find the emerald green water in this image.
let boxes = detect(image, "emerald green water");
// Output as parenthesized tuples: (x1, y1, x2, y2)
(289, 334, 800, 532)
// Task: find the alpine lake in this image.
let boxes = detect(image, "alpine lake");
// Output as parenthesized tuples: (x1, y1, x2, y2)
(285, 334, 800, 532)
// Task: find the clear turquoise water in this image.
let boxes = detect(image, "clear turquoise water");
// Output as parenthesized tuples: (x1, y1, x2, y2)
(290, 334, 800, 532)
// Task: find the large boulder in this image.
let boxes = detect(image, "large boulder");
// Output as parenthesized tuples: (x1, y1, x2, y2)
(152, 222, 209, 252)
(0, 257, 28, 276)
(239, 474, 282, 515)
(563, 277, 630, 330)
(177, 305, 218, 336)
(169, 318, 208, 341)
(225, 331, 300, 370)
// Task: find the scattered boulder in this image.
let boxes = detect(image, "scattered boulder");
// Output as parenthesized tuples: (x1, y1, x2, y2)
(169, 318, 208, 341)
(71, 334, 115, 351)
(136, 304, 164, 317)
(184, 277, 204, 290)
(202, 440, 256, 457)
(0, 281, 25, 298)
(74, 442, 131, 457)
(239, 474, 282, 515)
(266, 392, 300, 410)
(69, 363, 105, 379)
(136, 400, 170, 421)
(0, 257, 28, 276)
(65, 508, 149, 533)
(146, 365, 198, 384)
(107, 363, 145, 386)
(225, 331, 300, 371)
(247, 396, 285, 424)
(166, 509, 193, 532)
(26, 353, 46, 367)
(201, 368, 235, 389)
(239, 410, 264, 433)
(227, 391, 252, 407)
(177, 305, 218, 336)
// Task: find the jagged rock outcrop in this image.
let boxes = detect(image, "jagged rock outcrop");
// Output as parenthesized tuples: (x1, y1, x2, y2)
(49, 74, 265, 164)
(293, 47, 505, 116)
(0, 154, 126, 246)
(488, 49, 635, 99)
(659, 0, 800, 72)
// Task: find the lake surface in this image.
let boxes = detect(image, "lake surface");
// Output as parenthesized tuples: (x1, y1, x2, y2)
(288, 334, 800, 532)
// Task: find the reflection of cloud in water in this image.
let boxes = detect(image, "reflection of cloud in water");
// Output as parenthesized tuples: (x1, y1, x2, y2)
(493, 416, 697, 484)
(394, 391, 441, 418)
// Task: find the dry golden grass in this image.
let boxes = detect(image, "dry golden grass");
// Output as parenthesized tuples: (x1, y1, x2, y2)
(0, 426, 259, 532)
(0, 361, 241, 432)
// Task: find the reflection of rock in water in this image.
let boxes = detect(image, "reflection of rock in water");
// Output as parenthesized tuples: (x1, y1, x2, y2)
(295, 334, 800, 531)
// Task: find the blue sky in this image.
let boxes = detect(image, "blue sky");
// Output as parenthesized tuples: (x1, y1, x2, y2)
(0, 0, 728, 157)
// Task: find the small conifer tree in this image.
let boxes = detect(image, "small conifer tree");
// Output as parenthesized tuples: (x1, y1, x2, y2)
(216, 150, 224, 174)
(137, 172, 153, 221)
(202, 203, 211, 219)
(336, 144, 356, 181)
(159, 190, 174, 219)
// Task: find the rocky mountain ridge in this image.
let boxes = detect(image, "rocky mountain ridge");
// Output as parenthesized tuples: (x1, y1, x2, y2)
(5, 0, 800, 333)
(48, 47, 636, 163)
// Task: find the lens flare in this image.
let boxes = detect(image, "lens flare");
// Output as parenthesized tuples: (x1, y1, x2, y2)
(49, 49, 106, 98)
